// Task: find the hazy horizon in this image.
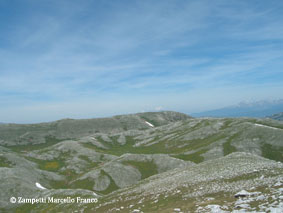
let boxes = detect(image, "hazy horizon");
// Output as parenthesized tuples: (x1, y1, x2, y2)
(1, 0, 283, 123)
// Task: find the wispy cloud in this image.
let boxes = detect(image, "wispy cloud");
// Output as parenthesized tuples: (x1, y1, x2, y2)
(0, 0, 283, 122)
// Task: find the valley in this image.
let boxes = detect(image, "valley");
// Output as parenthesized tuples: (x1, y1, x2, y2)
(0, 111, 282, 212)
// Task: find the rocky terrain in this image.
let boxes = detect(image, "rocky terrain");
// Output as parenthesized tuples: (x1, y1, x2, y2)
(0, 111, 282, 212)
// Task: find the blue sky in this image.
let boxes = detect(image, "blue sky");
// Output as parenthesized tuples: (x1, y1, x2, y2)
(0, 0, 283, 123)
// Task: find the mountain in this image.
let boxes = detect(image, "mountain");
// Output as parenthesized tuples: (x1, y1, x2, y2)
(192, 99, 283, 118)
(0, 111, 282, 212)
(0, 111, 190, 147)
(268, 112, 283, 121)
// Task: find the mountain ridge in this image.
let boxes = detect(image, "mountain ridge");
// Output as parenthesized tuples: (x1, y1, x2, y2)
(0, 111, 190, 147)
(267, 112, 283, 121)
(192, 99, 283, 118)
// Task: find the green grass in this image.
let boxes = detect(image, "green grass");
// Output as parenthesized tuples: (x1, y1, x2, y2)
(83, 136, 166, 155)
(99, 170, 119, 194)
(181, 134, 226, 151)
(44, 161, 60, 170)
(262, 144, 283, 162)
(0, 156, 14, 167)
(83, 130, 228, 161)
(71, 177, 94, 190)
(220, 119, 234, 130)
(37, 159, 64, 172)
(83, 119, 227, 158)
(69, 169, 120, 194)
(4, 136, 65, 152)
(223, 133, 238, 156)
(173, 149, 207, 163)
(122, 160, 158, 179)
(78, 155, 99, 168)
(24, 151, 70, 172)
(222, 170, 259, 183)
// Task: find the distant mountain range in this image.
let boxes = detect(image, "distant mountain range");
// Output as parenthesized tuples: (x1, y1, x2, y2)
(267, 112, 283, 121)
(192, 99, 283, 118)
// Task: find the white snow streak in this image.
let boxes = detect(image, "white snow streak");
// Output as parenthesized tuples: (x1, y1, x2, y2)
(254, 123, 280, 130)
(35, 182, 46, 190)
(145, 121, 154, 127)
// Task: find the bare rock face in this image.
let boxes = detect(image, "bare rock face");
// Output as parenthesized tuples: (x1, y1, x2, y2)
(117, 153, 194, 173)
(73, 153, 193, 193)
(117, 134, 126, 145)
(103, 163, 141, 188)
(93, 174, 111, 191)
(152, 154, 194, 173)
(78, 136, 108, 149)
(76, 163, 141, 191)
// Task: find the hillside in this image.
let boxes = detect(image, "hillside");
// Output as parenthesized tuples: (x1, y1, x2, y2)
(0, 111, 282, 212)
(0, 111, 189, 147)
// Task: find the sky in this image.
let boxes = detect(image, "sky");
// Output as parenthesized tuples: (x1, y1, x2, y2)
(0, 0, 283, 123)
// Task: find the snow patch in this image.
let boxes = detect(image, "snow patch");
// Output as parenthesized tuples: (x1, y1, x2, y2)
(35, 182, 46, 190)
(254, 123, 280, 130)
(145, 121, 154, 127)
